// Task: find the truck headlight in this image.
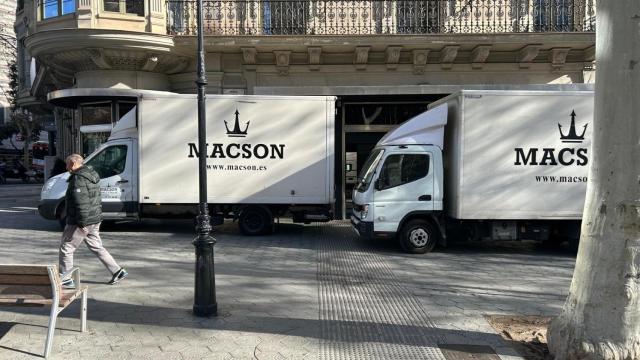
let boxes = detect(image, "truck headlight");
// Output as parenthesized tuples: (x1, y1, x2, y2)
(362, 204, 370, 219)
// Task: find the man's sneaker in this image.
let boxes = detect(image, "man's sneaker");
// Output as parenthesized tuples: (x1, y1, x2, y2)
(61, 278, 76, 289)
(108, 268, 128, 285)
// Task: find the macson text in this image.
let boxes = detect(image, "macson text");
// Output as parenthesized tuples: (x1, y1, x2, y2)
(187, 143, 285, 159)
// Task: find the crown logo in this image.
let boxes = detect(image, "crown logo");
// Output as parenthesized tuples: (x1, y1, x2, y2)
(224, 110, 250, 137)
(558, 110, 588, 143)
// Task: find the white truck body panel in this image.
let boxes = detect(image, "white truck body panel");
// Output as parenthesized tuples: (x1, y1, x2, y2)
(378, 104, 448, 148)
(137, 94, 336, 205)
(433, 90, 594, 220)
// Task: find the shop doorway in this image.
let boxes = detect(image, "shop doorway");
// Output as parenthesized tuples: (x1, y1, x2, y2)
(338, 96, 445, 219)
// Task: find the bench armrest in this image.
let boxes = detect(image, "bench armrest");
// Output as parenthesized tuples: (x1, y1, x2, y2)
(60, 267, 81, 288)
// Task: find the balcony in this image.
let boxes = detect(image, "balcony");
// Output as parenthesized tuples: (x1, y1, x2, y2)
(166, 0, 596, 36)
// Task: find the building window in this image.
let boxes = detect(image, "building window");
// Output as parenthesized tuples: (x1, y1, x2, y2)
(104, 0, 144, 16)
(263, 0, 307, 35)
(397, 1, 440, 34)
(81, 103, 111, 126)
(42, 0, 75, 19)
(533, 0, 573, 31)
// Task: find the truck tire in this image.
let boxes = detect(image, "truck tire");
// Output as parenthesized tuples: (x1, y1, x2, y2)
(399, 219, 438, 254)
(239, 206, 273, 236)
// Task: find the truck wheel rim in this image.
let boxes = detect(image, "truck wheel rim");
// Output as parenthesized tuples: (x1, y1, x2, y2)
(409, 228, 429, 247)
(244, 213, 263, 232)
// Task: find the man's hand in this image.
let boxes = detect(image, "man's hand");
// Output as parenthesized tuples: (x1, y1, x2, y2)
(80, 226, 89, 233)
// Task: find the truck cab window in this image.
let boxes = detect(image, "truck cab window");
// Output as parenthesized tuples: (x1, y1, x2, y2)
(84, 145, 127, 179)
(379, 154, 429, 189)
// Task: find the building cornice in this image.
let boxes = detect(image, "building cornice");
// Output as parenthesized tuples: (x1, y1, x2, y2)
(25, 29, 177, 57)
(173, 33, 596, 52)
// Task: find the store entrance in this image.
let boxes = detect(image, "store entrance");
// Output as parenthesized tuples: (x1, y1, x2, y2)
(338, 95, 445, 219)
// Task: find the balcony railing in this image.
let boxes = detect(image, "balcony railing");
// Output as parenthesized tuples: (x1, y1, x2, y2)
(166, 0, 596, 36)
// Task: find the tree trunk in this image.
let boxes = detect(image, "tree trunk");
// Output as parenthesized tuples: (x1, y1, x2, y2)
(547, 1, 640, 359)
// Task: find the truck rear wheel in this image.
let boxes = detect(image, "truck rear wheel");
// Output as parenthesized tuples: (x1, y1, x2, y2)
(239, 206, 273, 236)
(399, 219, 438, 254)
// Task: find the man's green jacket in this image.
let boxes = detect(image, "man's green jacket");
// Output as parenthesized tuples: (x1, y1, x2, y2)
(65, 166, 102, 227)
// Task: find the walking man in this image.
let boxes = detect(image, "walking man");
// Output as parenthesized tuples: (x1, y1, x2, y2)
(59, 154, 127, 287)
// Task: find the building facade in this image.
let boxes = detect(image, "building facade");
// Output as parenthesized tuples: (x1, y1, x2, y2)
(16, 0, 596, 216)
(0, 0, 17, 123)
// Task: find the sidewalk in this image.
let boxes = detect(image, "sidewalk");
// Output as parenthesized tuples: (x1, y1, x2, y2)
(0, 185, 576, 359)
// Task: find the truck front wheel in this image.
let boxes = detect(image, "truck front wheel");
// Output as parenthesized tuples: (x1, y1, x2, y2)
(239, 206, 273, 236)
(399, 219, 438, 254)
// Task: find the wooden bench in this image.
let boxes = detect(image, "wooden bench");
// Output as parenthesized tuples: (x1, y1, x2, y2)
(0, 265, 88, 358)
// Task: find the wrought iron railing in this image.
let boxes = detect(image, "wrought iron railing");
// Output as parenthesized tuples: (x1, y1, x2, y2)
(166, 0, 596, 36)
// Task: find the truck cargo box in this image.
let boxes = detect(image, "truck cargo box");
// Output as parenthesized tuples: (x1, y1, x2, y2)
(433, 90, 593, 220)
(138, 94, 335, 205)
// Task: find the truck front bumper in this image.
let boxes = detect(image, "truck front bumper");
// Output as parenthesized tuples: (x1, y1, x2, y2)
(351, 215, 374, 240)
(38, 199, 61, 220)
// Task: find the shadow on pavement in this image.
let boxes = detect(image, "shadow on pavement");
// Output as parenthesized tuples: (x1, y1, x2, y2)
(2, 300, 517, 355)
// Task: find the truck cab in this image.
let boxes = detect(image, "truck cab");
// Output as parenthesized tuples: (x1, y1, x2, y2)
(351, 104, 448, 254)
(39, 108, 139, 225)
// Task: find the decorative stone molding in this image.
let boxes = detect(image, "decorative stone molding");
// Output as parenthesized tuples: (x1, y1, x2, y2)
(412, 49, 430, 74)
(439, 45, 459, 70)
(354, 46, 370, 70)
(518, 44, 541, 68)
(549, 48, 571, 69)
(142, 54, 159, 72)
(165, 56, 191, 74)
(88, 48, 112, 70)
(308, 47, 322, 71)
(471, 45, 492, 69)
(274, 50, 291, 76)
(241, 47, 257, 65)
(385, 46, 402, 70)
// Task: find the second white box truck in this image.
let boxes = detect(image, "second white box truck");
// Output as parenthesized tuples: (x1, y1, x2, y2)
(351, 90, 593, 253)
(39, 91, 336, 235)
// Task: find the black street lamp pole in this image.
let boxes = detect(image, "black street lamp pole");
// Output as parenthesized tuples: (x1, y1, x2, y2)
(193, 0, 217, 317)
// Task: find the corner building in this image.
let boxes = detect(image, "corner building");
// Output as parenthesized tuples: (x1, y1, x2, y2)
(16, 0, 596, 217)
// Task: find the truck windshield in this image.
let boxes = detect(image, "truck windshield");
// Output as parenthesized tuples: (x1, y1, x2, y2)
(356, 149, 384, 193)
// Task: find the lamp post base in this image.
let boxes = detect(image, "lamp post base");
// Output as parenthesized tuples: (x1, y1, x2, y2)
(193, 214, 218, 317)
(193, 303, 218, 317)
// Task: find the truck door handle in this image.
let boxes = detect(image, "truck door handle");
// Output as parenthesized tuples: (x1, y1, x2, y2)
(418, 195, 432, 201)
(116, 180, 129, 184)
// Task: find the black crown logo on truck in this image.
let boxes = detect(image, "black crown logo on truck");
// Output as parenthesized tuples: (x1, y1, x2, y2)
(558, 110, 588, 143)
(188, 109, 285, 160)
(224, 110, 250, 137)
(514, 110, 589, 167)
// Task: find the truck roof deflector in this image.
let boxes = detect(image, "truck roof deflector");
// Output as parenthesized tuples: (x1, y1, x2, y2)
(376, 103, 448, 149)
(108, 106, 137, 140)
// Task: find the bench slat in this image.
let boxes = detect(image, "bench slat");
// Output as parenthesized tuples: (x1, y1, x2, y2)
(0, 286, 87, 307)
(0, 265, 53, 275)
(0, 274, 51, 285)
(0, 298, 52, 306)
(0, 284, 53, 299)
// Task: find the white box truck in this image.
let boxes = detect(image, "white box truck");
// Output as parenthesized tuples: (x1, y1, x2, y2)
(351, 90, 593, 253)
(39, 91, 336, 235)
